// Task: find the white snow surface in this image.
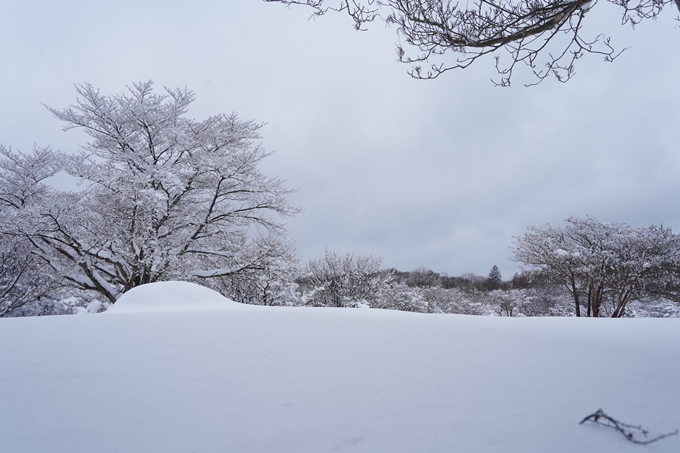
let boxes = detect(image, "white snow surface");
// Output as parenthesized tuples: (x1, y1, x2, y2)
(1, 281, 679, 453)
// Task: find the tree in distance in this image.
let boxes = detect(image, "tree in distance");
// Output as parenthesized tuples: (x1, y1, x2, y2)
(303, 248, 385, 307)
(406, 266, 441, 288)
(511, 216, 680, 317)
(267, 0, 679, 86)
(488, 265, 502, 283)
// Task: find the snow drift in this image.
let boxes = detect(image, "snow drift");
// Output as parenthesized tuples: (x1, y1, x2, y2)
(106, 281, 259, 313)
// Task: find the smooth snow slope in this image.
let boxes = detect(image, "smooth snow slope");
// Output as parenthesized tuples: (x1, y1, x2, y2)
(1, 282, 679, 453)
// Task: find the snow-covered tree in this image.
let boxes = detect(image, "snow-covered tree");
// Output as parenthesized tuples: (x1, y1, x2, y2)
(1, 82, 298, 303)
(207, 243, 300, 306)
(511, 216, 680, 317)
(406, 266, 441, 288)
(302, 248, 386, 307)
(488, 265, 502, 283)
(0, 236, 55, 317)
(0, 146, 61, 315)
(377, 283, 430, 312)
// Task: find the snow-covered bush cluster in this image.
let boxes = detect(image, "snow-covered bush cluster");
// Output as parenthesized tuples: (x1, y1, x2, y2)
(292, 247, 679, 318)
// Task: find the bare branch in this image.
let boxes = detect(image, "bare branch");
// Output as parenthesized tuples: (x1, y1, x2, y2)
(268, 0, 678, 85)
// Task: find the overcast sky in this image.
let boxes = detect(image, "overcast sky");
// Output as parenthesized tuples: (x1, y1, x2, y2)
(1, 1, 679, 278)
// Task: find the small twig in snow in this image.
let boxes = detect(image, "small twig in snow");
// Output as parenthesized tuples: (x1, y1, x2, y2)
(580, 409, 679, 445)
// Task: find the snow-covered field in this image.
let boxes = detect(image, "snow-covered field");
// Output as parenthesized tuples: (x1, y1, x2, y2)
(1, 282, 678, 453)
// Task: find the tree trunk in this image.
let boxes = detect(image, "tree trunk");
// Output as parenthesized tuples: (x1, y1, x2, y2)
(611, 290, 632, 318)
(570, 274, 581, 317)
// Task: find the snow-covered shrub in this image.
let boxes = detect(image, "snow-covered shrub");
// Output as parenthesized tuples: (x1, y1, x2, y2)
(4, 292, 110, 317)
(625, 297, 680, 318)
(372, 283, 429, 312)
(422, 287, 488, 315)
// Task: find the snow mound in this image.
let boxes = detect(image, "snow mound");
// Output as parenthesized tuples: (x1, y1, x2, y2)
(106, 281, 255, 313)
